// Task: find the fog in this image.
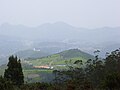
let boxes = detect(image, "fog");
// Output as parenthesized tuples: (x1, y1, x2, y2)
(0, 0, 119, 28)
(0, 0, 120, 64)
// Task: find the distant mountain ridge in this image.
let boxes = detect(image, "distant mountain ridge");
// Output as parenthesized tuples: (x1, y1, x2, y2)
(0, 22, 120, 42)
(0, 22, 120, 65)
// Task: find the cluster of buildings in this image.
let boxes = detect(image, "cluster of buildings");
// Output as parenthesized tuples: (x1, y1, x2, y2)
(33, 65, 53, 69)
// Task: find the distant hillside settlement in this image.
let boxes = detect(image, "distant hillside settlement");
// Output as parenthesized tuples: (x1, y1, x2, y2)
(33, 65, 53, 69)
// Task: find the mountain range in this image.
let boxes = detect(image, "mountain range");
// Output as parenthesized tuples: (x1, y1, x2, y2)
(0, 22, 120, 65)
(0, 22, 120, 43)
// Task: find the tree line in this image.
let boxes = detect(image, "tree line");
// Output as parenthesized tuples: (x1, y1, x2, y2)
(53, 49, 120, 90)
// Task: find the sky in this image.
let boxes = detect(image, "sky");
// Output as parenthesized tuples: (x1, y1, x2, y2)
(0, 0, 120, 28)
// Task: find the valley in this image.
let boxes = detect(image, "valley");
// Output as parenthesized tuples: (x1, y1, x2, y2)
(0, 49, 94, 83)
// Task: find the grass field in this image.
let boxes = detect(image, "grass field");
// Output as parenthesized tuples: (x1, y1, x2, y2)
(23, 69, 54, 83)
(29, 54, 87, 66)
(28, 49, 94, 68)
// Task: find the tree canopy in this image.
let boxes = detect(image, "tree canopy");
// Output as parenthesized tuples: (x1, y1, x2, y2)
(4, 55, 24, 86)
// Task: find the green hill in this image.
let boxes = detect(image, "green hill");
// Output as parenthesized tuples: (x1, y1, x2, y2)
(0, 49, 94, 83)
(28, 49, 94, 66)
(59, 49, 93, 59)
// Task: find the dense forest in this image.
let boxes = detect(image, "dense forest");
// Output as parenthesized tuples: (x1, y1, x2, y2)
(0, 49, 120, 90)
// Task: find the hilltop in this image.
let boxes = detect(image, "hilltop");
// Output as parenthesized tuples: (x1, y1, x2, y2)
(27, 49, 94, 68)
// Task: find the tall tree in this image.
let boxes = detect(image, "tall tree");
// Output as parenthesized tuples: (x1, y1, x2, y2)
(4, 55, 24, 86)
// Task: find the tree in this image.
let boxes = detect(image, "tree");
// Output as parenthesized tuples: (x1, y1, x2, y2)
(4, 55, 24, 86)
(102, 49, 120, 90)
(0, 76, 14, 90)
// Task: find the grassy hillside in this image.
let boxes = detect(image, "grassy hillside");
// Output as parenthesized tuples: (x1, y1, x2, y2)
(28, 49, 94, 67)
(59, 49, 93, 59)
(0, 49, 94, 83)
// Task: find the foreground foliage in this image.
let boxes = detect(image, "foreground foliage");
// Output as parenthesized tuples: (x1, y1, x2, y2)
(4, 55, 24, 86)
(53, 49, 120, 90)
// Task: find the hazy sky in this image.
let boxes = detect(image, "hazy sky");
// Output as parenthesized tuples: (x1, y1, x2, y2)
(0, 0, 120, 28)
